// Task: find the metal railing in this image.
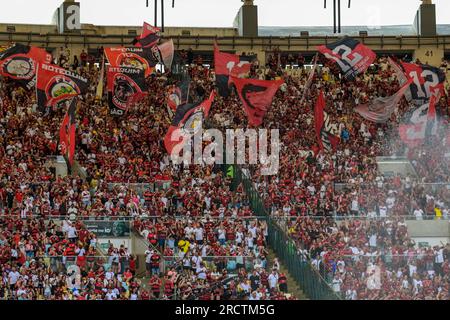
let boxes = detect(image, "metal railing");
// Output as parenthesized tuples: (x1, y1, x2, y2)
(1, 32, 450, 51)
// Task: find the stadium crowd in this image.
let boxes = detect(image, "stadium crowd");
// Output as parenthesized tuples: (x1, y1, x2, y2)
(0, 43, 449, 300)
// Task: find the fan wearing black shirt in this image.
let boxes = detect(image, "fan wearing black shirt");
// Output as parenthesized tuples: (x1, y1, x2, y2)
(249, 270, 260, 291)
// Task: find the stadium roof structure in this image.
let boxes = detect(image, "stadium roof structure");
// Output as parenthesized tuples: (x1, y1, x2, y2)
(259, 24, 450, 37)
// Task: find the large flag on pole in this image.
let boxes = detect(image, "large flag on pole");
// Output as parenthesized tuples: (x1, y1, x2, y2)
(59, 98, 77, 166)
(107, 66, 147, 116)
(164, 91, 215, 156)
(105, 42, 174, 77)
(0, 44, 52, 90)
(387, 56, 412, 101)
(315, 90, 340, 152)
(317, 37, 376, 81)
(399, 90, 439, 147)
(167, 72, 191, 116)
(95, 55, 105, 101)
(400, 61, 446, 101)
(299, 53, 318, 105)
(104, 47, 158, 77)
(153, 39, 175, 71)
(132, 22, 160, 48)
(36, 63, 89, 110)
(354, 78, 414, 123)
(230, 76, 284, 127)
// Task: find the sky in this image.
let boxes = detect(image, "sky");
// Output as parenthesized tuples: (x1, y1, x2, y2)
(0, 0, 449, 28)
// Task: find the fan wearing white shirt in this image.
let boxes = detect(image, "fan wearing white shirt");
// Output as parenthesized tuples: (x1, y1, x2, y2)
(413, 208, 424, 220)
(268, 271, 279, 289)
(379, 205, 388, 217)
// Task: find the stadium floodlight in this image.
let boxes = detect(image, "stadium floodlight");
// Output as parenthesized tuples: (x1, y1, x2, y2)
(146, 0, 175, 32)
(324, 0, 352, 34)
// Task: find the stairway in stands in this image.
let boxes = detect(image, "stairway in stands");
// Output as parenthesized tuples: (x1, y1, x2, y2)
(267, 249, 309, 300)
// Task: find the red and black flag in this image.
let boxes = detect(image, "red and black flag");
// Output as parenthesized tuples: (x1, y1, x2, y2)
(317, 37, 376, 81)
(314, 90, 340, 152)
(355, 78, 414, 123)
(59, 98, 77, 166)
(36, 63, 89, 110)
(164, 91, 215, 156)
(107, 66, 147, 116)
(0, 43, 52, 90)
(104, 43, 173, 77)
(230, 76, 284, 127)
(400, 61, 446, 101)
(399, 90, 439, 147)
(214, 42, 252, 97)
(132, 22, 160, 48)
(167, 73, 191, 116)
(104, 47, 158, 78)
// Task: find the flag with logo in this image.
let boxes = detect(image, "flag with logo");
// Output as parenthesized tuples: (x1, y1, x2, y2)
(107, 66, 147, 116)
(317, 37, 376, 81)
(105, 42, 173, 77)
(400, 61, 446, 101)
(36, 63, 89, 110)
(0, 44, 52, 90)
(214, 42, 252, 97)
(399, 90, 439, 147)
(104, 47, 158, 77)
(164, 91, 215, 156)
(315, 90, 340, 152)
(387, 56, 412, 101)
(230, 76, 284, 127)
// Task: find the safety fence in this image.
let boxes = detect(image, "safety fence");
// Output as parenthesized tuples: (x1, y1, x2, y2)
(230, 164, 341, 300)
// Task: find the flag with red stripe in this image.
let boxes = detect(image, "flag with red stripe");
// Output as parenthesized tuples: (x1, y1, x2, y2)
(315, 90, 340, 152)
(59, 98, 77, 166)
(132, 22, 160, 48)
(230, 76, 284, 127)
(164, 91, 215, 156)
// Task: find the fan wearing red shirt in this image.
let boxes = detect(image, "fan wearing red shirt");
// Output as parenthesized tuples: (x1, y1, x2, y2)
(149, 274, 162, 299)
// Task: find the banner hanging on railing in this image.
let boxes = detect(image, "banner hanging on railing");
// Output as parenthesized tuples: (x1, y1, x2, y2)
(83, 220, 130, 238)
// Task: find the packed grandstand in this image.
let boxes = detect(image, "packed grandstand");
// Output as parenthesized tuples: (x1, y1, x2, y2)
(0, 12, 449, 301)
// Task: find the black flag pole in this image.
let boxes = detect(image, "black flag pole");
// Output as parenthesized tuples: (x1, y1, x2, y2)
(161, 0, 165, 32)
(155, 0, 158, 27)
(338, 0, 341, 34)
(333, 0, 337, 34)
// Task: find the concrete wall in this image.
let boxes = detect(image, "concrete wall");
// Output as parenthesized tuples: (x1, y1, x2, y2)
(406, 219, 450, 238)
